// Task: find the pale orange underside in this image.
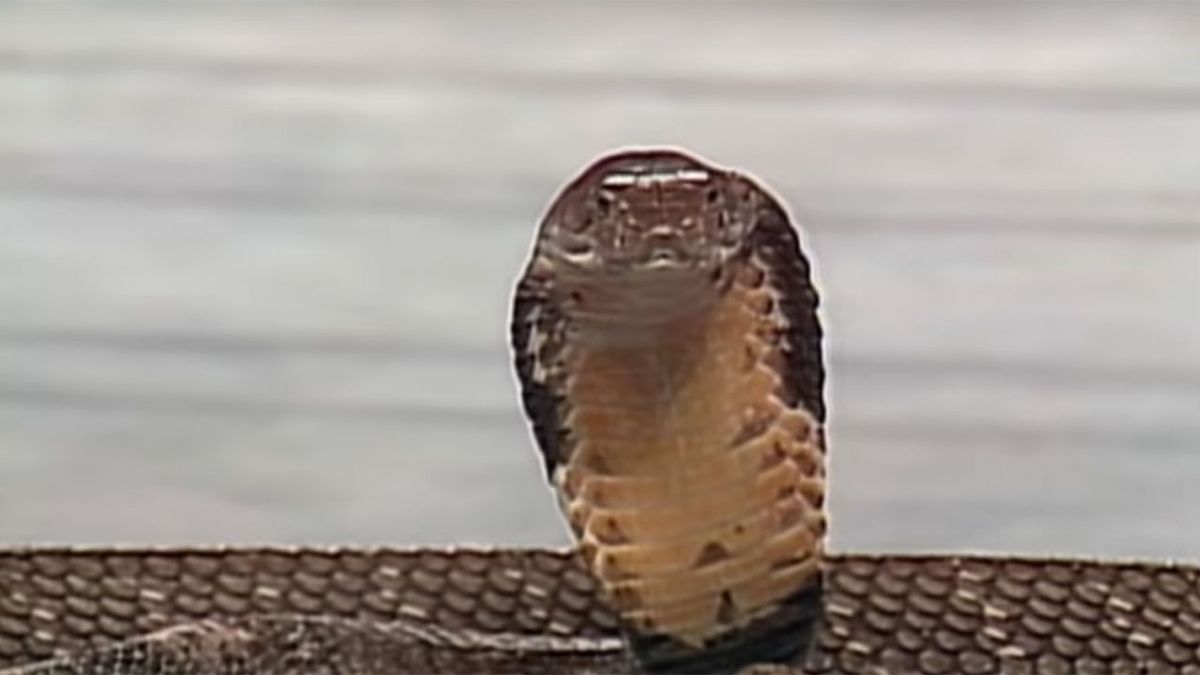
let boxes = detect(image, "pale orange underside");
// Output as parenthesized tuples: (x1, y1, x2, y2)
(557, 279, 824, 645)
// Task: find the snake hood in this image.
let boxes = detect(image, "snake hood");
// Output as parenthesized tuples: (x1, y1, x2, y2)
(512, 147, 828, 673)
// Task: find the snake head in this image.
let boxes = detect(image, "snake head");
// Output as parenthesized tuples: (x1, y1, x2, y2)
(536, 148, 763, 277)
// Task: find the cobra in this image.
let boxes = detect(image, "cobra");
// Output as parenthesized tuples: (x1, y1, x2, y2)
(1, 149, 1198, 675)
(511, 147, 827, 672)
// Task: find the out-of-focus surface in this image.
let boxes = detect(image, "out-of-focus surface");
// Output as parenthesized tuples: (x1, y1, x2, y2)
(0, 2, 1196, 556)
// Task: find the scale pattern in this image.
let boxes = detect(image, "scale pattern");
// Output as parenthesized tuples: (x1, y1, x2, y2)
(2, 547, 1198, 674)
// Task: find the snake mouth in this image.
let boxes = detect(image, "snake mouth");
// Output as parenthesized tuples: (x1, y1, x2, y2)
(546, 225, 721, 276)
(550, 241, 700, 274)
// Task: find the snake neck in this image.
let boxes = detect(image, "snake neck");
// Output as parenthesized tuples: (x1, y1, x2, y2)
(550, 259, 827, 659)
(552, 265, 725, 345)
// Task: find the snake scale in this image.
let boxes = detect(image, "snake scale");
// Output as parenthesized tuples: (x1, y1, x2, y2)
(1, 149, 1196, 674)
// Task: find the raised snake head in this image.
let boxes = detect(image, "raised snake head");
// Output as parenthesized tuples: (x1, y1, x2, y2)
(536, 148, 762, 279)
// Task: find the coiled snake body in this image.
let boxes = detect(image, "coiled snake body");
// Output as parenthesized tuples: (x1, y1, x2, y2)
(0, 149, 1196, 675)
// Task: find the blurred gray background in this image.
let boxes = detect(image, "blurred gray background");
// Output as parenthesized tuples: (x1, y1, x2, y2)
(0, 2, 1197, 558)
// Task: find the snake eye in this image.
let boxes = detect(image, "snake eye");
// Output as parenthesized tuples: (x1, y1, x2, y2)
(595, 193, 615, 217)
(706, 188, 720, 205)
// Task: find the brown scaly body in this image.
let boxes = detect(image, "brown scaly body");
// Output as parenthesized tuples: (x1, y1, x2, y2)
(511, 148, 827, 671)
(1, 547, 1199, 674)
